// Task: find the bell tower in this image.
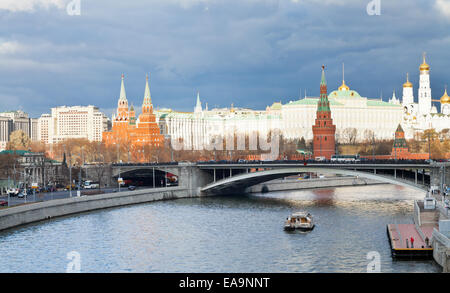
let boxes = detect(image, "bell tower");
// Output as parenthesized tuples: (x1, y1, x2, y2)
(418, 52, 432, 115)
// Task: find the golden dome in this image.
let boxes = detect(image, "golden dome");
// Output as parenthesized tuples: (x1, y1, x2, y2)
(419, 52, 430, 71)
(338, 80, 350, 91)
(441, 88, 450, 104)
(403, 73, 413, 88)
(420, 63, 430, 71)
(403, 81, 413, 88)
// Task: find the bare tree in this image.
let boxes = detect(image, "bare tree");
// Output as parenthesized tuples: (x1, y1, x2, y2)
(342, 128, 358, 144)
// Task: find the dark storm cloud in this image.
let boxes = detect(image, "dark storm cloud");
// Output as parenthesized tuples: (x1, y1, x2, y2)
(0, 0, 449, 117)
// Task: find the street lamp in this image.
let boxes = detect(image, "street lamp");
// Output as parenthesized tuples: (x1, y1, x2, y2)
(69, 154, 72, 198)
(394, 133, 397, 161)
(372, 133, 376, 161)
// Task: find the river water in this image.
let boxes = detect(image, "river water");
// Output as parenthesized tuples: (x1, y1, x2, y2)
(0, 184, 442, 272)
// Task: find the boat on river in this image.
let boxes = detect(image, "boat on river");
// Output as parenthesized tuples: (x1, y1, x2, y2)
(284, 211, 315, 231)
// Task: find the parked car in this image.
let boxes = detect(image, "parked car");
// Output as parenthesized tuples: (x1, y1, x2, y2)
(17, 190, 27, 198)
(0, 200, 8, 206)
(64, 184, 76, 190)
(7, 188, 19, 197)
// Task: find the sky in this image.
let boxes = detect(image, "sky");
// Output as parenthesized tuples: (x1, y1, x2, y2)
(0, 0, 449, 118)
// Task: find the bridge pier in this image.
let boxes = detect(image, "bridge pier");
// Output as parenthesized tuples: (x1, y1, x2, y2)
(429, 163, 450, 193)
(179, 165, 213, 197)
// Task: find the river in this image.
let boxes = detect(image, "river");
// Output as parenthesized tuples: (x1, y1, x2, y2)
(0, 184, 441, 272)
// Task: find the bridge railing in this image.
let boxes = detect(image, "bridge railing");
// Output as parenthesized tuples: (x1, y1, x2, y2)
(111, 162, 179, 167)
(196, 159, 432, 165)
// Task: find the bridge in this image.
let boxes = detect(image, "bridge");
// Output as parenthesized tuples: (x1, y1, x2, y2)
(84, 161, 449, 196)
(197, 162, 445, 195)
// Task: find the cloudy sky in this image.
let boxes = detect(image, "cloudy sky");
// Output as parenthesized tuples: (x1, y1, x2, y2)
(0, 0, 449, 118)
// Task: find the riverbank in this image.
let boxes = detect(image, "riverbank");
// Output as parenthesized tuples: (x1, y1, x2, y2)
(0, 187, 189, 232)
(246, 176, 385, 193)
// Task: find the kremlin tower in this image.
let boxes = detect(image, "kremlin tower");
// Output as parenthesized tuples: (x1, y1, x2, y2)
(129, 75, 164, 148)
(391, 124, 409, 159)
(103, 74, 164, 158)
(312, 66, 336, 160)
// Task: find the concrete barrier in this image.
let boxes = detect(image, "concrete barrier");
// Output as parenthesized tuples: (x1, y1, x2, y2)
(246, 176, 384, 193)
(0, 187, 189, 232)
(431, 228, 450, 273)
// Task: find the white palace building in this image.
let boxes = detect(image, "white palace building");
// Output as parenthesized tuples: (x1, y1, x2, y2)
(149, 53, 448, 148)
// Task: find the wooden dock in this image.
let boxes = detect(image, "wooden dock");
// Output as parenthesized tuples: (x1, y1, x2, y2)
(386, 224, 433, 259)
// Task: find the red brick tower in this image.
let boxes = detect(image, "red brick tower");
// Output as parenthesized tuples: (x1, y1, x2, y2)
(130, 74, 164, 148)
(391, 124, 409, 159)
(312, 66, 336, 160)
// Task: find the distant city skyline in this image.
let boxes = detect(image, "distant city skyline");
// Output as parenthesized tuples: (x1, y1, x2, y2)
(0, 0, 449, 118)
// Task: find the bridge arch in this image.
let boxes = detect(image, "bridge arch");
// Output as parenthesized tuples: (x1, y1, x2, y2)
(201, 167, 428, 195)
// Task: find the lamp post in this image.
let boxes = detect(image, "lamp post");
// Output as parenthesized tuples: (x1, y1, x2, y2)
(69, 155, 72, 198)
(81, 146, 85, 182)
(394, 133, 397, 161)
(118, 166, 121, 192)
(372, 133, 376, 161)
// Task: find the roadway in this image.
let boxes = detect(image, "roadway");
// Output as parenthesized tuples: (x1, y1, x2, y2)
(1, 187, 123, 207)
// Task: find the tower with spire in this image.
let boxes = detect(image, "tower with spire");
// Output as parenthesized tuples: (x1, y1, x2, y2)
(194, 92, 202, 114)
(418, 52, 432, 115)
(103, 74, 164, 157)
(312, 66, 336, 160)
(391, 124, 409, 159)
(389, 90, 400, 105)
(117, 74, 130, 122)
(130, 74, 164, 150)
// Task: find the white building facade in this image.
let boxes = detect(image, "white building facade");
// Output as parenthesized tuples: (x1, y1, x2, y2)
(156, 94, 281, 150)
(279, 87, 403, 142)
(0, 110, 38, 150)
(38, 106, 109, 144)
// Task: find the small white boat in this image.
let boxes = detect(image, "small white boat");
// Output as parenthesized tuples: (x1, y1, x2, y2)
(284, 211, 315, 231)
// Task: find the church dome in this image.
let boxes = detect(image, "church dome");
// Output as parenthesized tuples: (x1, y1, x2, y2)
(403, 73, 412, 88)
(419, 62, 430, 71)
(338, 80, 350, 91)
(403, 80, 413, 88)
(419, 53, 430, 71)
(440, 89, 450, 104)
